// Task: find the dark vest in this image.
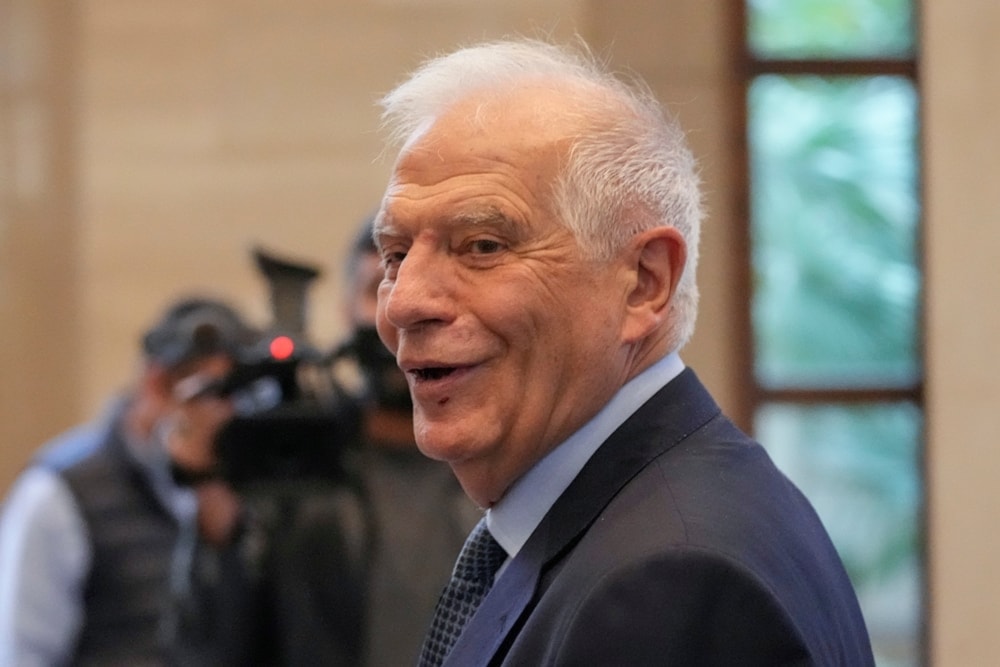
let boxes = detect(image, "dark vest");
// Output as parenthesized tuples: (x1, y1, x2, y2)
(40, 415, 178, 666)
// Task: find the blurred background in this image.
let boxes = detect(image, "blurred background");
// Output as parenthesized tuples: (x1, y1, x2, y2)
(1, 1, 997, 665)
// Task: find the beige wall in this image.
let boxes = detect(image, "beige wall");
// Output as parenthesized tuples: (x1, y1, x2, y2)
(1, 0, 82, 490)
(2, 0, 999, 663)
(923, 0, 1000, 662)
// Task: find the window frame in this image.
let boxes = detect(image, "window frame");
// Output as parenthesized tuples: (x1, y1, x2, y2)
(733, 2, 924, 425)
(730, 1, 928, 663)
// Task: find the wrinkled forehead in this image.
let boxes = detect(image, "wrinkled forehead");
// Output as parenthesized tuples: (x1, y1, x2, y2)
(374, 84, 594, 237)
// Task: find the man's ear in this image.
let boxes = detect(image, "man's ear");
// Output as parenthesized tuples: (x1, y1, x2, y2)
(621, 226, 686, 344)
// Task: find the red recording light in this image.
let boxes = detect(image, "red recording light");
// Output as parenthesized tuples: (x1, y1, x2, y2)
(269, 335, 295, 360)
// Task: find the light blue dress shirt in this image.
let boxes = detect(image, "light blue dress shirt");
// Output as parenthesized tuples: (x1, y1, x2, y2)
(487, 352, 684, 574)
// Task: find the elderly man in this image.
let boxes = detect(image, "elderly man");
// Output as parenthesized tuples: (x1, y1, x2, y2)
(372, 39, 875, 666)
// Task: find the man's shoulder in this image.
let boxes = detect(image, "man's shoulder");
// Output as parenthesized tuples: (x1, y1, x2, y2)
(507, 432, 871, 665)
(599, 415, 835, 570)
(534, 416, 872, 664)
(34, 423, 107, 472)
(32, 398, 126, 473)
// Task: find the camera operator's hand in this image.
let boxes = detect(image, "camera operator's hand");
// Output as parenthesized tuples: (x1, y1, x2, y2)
(194, 479, 244, 546)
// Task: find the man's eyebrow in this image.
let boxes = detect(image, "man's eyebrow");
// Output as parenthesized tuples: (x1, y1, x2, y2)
(451, 208, 521, 235)
(372, 214, 399, 248)
(373, 207, 524, 246)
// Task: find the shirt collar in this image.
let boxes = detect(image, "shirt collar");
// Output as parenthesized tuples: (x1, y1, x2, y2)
(487, 352, 685, 560)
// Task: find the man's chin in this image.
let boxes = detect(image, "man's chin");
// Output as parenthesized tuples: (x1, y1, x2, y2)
(415, 436, 469, 464)
(414, 424, 491, 469)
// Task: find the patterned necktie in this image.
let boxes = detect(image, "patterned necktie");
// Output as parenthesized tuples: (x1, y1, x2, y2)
(419, 517, 507, 667)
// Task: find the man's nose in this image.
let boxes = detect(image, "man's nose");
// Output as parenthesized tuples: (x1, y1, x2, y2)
(381, 247, 454, 331)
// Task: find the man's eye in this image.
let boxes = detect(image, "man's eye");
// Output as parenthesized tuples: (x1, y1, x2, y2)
(382, 250, 405, 264)
(469, 239, 504, 254)
(381, 251, 406, 276)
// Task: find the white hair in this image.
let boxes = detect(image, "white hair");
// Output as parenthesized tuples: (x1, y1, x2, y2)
(379, 38, 703, 351)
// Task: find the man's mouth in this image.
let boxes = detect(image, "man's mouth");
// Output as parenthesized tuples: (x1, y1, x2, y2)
(412, 366, 457, 381)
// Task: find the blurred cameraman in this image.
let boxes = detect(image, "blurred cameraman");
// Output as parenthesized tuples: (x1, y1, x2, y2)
(167, 218, 477, 666)
(0, 296, 255, 666)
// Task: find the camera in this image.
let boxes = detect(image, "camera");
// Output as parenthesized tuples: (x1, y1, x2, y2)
(210, 332, 363, 495)
(204, 247, 364, 497)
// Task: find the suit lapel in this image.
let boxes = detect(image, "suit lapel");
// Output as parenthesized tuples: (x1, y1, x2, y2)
(443, 369, 721, 667)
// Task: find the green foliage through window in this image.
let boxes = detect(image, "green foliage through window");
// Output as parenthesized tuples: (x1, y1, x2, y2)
(748, 0, 914, 59)
(749, 75, 920, 389)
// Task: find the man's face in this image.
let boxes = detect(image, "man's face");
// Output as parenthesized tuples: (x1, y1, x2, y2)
(140, 352, 236, 459)
(375, 87, 635, 506)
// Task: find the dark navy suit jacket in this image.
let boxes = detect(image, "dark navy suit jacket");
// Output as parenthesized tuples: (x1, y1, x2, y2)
(444, 369, 874, 666)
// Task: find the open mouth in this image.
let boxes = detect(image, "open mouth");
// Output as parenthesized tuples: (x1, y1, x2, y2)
(413, 367, 456, 381)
